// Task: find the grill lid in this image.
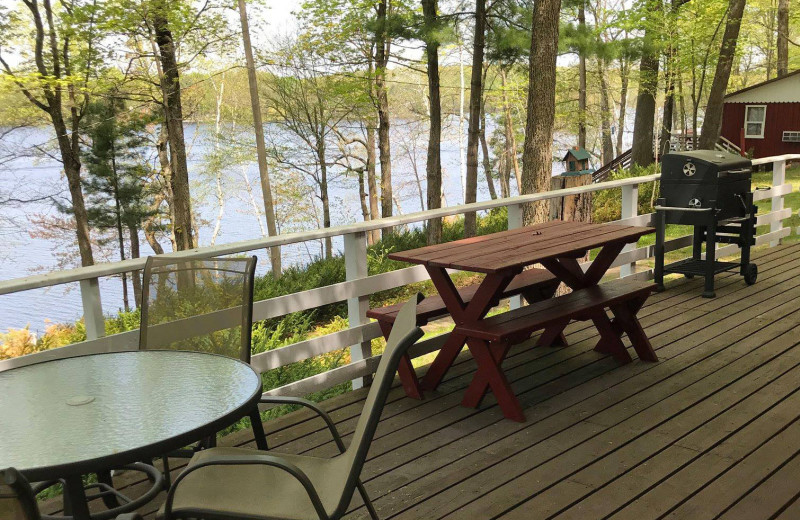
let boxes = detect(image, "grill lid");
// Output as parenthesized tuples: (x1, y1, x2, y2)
(662, 150, 751, 182)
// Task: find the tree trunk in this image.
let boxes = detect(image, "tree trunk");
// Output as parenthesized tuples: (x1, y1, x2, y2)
(501, 68, 522, 194)
(358, 167, 370, 223)
(464, 0, 486, 237)
(777, 0, 789, 77)
(422, 0, 443, 245)
(128, 223, 142, 308)
(659, 51, 676, 158)
(522, 0, 562, 225)
(577, 1, 588, 149)
(366, 123, 380, 244)
(375, 0, 393, 235)
(616, 56, 629, 154)
(318, 142, 333, 259)
(598, 58, 615, 164)
(238, 0, 281, 276)
(480, 90, 497, 200)
(699, 0, 747, 149)
(152, 10, 194, 251)
(631, 1, 663, 168)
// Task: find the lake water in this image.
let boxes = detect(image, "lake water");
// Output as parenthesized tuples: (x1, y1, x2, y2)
(0, 121, 564, 334)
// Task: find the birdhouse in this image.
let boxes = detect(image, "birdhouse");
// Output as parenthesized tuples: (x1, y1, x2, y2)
(562, 147, 593, 175)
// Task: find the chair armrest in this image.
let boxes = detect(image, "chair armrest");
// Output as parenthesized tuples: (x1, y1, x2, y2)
(260, 396, 347, 453)
(163, 453, 327, 520)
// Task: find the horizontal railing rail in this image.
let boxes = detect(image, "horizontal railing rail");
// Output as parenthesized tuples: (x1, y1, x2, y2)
(2, 154, 798, 401)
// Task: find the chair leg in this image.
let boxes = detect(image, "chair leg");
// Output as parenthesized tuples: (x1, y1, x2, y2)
(357, 479, 380, 520)
(96, 470, 121, 509)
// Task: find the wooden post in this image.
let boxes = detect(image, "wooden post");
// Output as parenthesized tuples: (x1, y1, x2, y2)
(550, 173, 593, 222)
(620, 184, 638, 277)
(80, 278, 105, 340)
(344, 231, 371, 389)
(771, 159, 786, 247)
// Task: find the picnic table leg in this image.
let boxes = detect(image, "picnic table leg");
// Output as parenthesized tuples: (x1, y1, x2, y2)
(379, 322, 423, 399)
(420, 332, 468, 391)
(461, 340, 513, 408)
(590, 310, 633, 363)
(463, 338, 525, 422)
(421, 268, 518, 392)
(536, 317, 571, 348)
(611, 296, 658, 362)
(523, 283, 568, 347)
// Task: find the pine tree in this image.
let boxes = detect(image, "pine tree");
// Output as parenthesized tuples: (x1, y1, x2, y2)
(81, 98, 159, 310)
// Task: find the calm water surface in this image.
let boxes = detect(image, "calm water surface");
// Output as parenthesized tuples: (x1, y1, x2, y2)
(0, 122, 566, 334)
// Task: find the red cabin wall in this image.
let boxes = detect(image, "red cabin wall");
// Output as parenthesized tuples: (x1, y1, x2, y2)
(721, 102, 800, 158)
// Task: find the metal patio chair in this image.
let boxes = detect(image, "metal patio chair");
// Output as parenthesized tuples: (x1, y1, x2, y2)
(0, 468, 142, 520)
(139, 255, 266, 480)
(158, 294, 425, 520)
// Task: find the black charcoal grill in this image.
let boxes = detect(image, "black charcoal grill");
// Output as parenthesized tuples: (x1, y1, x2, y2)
(654, 150, 758, 298)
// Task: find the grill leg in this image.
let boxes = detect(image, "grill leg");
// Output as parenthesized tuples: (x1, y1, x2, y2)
(654, 204, 666, 292)
(692, 226, 704, 260)
(703, 216, 717, 298)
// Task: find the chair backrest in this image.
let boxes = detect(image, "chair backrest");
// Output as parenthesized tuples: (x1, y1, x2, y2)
(139, 256, 258, 363)
(0, 468, 41, 520)
(333, 294, 424, 517)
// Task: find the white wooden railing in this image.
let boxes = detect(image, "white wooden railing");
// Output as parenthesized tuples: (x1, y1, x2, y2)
(1, 154, 798, 398)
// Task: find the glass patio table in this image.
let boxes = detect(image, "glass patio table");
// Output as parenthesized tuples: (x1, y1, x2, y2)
(0, 350, 264, 520)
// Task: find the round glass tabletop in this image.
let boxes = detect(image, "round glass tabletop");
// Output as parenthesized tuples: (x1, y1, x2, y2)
(0, 351, 262, 481)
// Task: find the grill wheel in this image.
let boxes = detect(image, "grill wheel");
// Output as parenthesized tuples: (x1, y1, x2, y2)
(744, 263, 758, 285)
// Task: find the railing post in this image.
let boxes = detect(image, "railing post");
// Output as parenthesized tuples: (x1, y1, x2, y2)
(344, 231, 371, 389)
(80, 278, 105, 340)
(771, 159, 786, 248)
(508, 203, 523, 310)
(620, 184, 638, 278)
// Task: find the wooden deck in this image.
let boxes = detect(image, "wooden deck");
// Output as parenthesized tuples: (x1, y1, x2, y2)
(41, 242, 800, 519)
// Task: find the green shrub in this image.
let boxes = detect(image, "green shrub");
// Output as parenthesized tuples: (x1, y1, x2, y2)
(593, 164, 660, 223)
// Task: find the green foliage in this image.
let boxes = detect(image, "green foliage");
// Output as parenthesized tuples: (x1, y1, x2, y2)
(593, 165, 660, 222)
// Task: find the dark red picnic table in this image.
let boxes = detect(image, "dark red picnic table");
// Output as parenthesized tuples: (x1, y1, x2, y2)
(389, 220, 655, 420)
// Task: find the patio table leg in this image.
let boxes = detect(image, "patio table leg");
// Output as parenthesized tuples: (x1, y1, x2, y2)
(420, 332, 468, 391)
(536, 317, 572, 347)
(63, 475, 92, 520)
(249, 408, 269, 450)
(462, 338, 524, 422)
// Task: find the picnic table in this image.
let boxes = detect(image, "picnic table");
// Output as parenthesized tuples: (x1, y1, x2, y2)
(388, 220, 655, 421)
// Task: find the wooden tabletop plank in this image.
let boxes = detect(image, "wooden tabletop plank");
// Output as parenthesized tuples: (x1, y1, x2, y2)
(417, 221, 599, 265)
(469, 226, 653, 273)
(389, 221, 653, 274)
(430, 223, 633, 270)
(391, 220, 575, 264)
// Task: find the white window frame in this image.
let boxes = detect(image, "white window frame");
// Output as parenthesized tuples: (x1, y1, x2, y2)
(744, 105, 767, 139)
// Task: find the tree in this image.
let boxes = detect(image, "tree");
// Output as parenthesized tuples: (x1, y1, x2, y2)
(150, 2, 194, 251)
(422, 0, 443, 244)
(265, 41, 359, 259)
(777, 0, 790, 76)
(238, 0, 281, 275)
(0, 0, 100, 267)
(699, 0, 748, 148)
(464, 0, 487, 237)
(522, 0, 562, 224)
(630, 0, 664, 167)
(81, 97, 156, 310)
(375, 0, 394, 230)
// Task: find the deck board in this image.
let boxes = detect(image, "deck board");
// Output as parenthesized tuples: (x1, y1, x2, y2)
(37, 243, 800, 520)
